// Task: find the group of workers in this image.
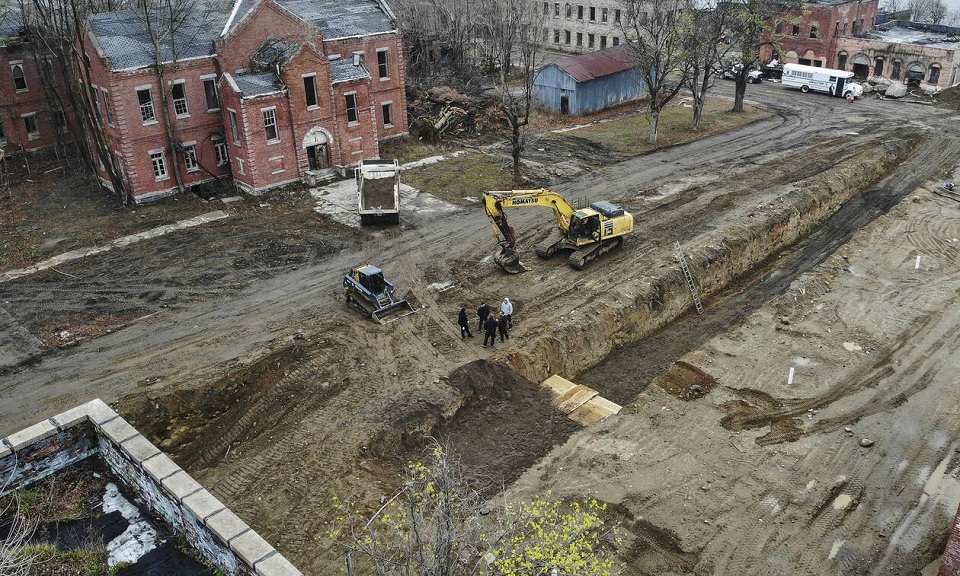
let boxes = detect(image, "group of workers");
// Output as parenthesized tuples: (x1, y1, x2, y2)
(458, 298, 514, 348)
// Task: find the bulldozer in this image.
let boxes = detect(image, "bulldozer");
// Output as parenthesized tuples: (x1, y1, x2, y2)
(483, 189, 634, 273)
(343, 265, 416, 323)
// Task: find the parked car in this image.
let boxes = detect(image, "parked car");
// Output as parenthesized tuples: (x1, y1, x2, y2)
(721, 65, 763, 83)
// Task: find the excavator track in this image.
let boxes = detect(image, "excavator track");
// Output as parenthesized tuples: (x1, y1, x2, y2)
(568, 236, 624, 269)
(535, 230, 567, 259)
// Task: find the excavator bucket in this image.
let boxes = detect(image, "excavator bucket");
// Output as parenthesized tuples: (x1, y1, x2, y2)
(493, 245, 524, 274)
(372, 299, 416, 324)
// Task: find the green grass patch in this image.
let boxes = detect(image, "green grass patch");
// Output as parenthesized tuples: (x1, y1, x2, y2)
(19, 543, 107, 575)
(572, 99, 768, 155)
(400, 152, 516, 204)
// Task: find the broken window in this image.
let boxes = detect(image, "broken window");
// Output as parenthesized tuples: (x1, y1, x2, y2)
(229, 110, 240, 145)
(382, 102, 393, 127)
(891, 60, 901, 80)
(172, 81, 188, 117)
(554, 2, 559, 16)
(0, 120, 6, 143)
(929, 65, 941, 84)
(554, 29, 560, 43)
(11, 63, 26, 91)
(809, 25, 818, 38)
(602, 7, 608, 22)
(102, 89, 114, 125)
(576, 32, 583, 46)
(612, 36, 619, 46)
(837, 52, 848, 70)
(565, 3, 571, 17)
(565, 30, 571, 44)
(588, 33, 594, 48)
(183, 144, 199, 172)
(775, 22, 783, 34)
(874, 58, 883, 76)
(263, 107, 279, 142)
(303, 74, 318, 108)
(137, 88, 155, 123)
(589, 6, 595, 21)
(577, 4, 583, 19)
(150, 150, 167, 179)
(22, 113, 38, 139)
(345, 92, 358, 123)
(203, 77, 219, 111)
(614, 9, 621, 22)
(213, 136, 229, 166)
(377, 49, 389, 79)
(791, 24, 800, 36)
(543, 1, 548, 15)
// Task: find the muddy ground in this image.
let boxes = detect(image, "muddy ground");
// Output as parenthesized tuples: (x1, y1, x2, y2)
(3, 82, 960, 574)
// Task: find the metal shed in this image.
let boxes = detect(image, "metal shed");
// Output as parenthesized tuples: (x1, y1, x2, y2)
(534, 44, 646, 115)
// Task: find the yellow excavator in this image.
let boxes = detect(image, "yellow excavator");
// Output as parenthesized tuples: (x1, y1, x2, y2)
(483, 189, 634, 272)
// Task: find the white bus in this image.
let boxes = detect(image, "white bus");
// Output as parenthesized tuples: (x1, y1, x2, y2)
(781, 63, 863, 99)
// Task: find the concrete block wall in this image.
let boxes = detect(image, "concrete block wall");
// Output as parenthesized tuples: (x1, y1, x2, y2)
(0, 399, 301, 576)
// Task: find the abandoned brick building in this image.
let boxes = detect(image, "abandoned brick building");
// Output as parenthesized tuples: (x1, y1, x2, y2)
(761, 0, 880, 68)
(81, 0, 407, 202)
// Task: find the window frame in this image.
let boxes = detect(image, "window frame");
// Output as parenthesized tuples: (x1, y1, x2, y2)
(589, 6, 595, 21)
(149, 149, 168, 180)
(229, 109, 241, 146)
(202, 74, 220, 112)
(377, 48, 389, 80)
(182, 142, 199, 172)
(213, 136, 229, 166)
(262, 107, 279, 143)
(172, 79, 189, 117)
(11, 62, 26, 92)
(382, 101, 394, 127)
(22, 112, 38, 140)
(303, 73, 319, 109)
(345, 92, 359, 124)
(101, 88, 114, 125)
(136, 86, 156, 124)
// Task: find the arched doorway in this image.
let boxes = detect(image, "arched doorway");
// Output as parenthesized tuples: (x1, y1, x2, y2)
(303, 127, 331, 171)
(851, 54, 870, 79)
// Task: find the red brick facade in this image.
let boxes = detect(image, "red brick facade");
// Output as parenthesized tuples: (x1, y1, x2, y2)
(84, 0, 407, 202)
(761, 0, 879, 68)
(0, 37, 77, 157)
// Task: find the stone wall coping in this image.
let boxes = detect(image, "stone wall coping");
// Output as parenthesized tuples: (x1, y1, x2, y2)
(2, 398, 302, 575)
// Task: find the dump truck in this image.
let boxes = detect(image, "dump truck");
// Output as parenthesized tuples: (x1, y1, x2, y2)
(343, 264, 415, 323)
(356, 159, 401, 225)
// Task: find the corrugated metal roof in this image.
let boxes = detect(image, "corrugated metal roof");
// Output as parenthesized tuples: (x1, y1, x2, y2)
(330, 58, 370, 83)
(89, 8, 223, 70)
(550, 44, 637, 83)
(274, 0, 395, 39)
(234, 72, 283, 97)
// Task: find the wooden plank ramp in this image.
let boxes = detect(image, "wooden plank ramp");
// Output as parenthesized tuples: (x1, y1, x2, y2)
(540, 375, 622, 426)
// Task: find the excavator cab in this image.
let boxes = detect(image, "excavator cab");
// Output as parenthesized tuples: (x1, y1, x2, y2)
(355, 266, 387, 295)
(570, 212, 601, 242)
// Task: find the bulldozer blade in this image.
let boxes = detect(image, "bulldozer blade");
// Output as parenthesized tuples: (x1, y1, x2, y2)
(494, 246, 525, 274)
(373, 300, 416, 324)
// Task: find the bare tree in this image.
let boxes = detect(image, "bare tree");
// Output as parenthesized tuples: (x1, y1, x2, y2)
(391, 0, 485, 77)
(484, 0, 542, 185)
(682, 2, 732, 130)
(724, 0, 779, 112)
(927, 0, 948, 23)
(621, 0, 691, 144)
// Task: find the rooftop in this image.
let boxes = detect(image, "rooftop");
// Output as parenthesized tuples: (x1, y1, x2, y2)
(864, 20, 960, 49)
(546, 44, 637, 83)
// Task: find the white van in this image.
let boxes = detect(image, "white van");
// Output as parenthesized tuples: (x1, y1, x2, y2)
(782, 63, 863, 98)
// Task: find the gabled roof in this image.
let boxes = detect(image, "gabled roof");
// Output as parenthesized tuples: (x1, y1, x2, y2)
(548, 44, 637, 83)
(251, 38, 301, 68)
(90, 0, 396, 71)
(330, 57, 371, 83)
(88, 8, 224, 70)
(234, 72, 283, 97)
(274, 0, 395, 39)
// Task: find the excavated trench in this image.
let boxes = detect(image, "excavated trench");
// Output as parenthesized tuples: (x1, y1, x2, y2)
(125, 129, 935, 509)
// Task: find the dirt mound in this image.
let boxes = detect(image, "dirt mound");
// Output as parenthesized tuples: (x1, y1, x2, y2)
(935, 84, 960, 109)
(375, 360, 579, 496)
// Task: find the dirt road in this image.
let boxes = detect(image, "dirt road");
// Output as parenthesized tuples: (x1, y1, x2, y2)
(2, 82, 959, 574)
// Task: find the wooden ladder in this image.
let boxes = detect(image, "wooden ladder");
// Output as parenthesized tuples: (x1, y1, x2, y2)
(674, 241, 703, 315)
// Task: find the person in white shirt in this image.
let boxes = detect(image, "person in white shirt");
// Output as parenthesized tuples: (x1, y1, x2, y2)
(500, 298, 513, 328)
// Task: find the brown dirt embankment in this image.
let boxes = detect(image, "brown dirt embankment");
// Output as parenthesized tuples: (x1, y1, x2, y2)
(497, 133, 925, 387)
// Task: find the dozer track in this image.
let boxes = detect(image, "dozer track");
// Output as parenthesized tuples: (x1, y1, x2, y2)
(568, 236, 624, 270)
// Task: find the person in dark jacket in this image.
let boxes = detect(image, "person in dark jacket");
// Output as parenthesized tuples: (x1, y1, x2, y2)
(498, 314, 510, 342)
(483, 315, 498, 347)
(457, 307, 473, 339)
(477, 302, 491, 332)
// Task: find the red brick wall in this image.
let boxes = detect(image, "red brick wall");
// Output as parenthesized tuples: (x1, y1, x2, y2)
(0, 42, 75, 155)
(762, 0, 879, 67)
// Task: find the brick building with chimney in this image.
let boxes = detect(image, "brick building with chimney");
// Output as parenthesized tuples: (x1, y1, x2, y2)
(760, 0, 880, 68)
(83, 0, 407, 202)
